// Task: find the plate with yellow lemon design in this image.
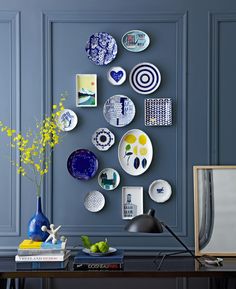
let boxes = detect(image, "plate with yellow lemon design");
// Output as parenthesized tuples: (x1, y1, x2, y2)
(118, 129, 153, 176)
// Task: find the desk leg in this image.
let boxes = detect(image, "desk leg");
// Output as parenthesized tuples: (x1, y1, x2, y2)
(5, 278, 25, 289)
(210, 278, 228, 289)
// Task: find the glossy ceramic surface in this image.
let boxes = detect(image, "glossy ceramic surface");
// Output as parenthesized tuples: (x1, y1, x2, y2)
(84, 190, 105, 212)
(67, 149, 98, 180)
(118, 129, 153, 176)
(92, 128, 115, 151)
(107, 66, 126, 85)
(103, 95, 135, 127)
(148, 179, 172, 203)
(57, 109, 78, 131)
(85, 32, 118, 66)
(129, 62, 161, 94)
(121, 30, 150, 52)
(82, 247, 117, 256)
(98, 168, 120, 190)
(144, 98, 172, 126)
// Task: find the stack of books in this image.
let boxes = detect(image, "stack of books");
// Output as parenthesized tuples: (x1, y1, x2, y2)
(73, 249, 124, 271)
(15, 239, 70, 270)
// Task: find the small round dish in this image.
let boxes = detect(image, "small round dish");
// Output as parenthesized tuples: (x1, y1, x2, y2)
(84, 190, 105, 212)
(82, 247, 117, 256)
(129, 62, 161, 95)
(148, 179, 172, 203)
(98, 168, 120, 190)
(92, 128, 115, 151)
(85, 32, 118, 66)
(67, 149, 98, 180)
(107, 66, 126, 85)
(57, 109, 78, 131)
(121, 30, 150, 52)
(103, 95, 136, 127)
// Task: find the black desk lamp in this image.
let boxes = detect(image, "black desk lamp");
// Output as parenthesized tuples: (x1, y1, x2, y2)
(125, 209, 201, 269)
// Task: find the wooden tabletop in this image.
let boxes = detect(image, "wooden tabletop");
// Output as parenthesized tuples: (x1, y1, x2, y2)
(1, 256, 236, 279)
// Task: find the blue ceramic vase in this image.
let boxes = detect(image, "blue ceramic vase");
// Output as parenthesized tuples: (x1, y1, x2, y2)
(28, 196, 50, 241)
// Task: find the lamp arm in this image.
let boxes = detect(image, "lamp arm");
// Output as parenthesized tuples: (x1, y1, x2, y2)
(161, 222, 198, 261)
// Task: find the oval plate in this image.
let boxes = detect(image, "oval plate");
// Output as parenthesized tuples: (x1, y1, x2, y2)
(84, 190, 105, 212)
(118, 129, 153, 176)
(85, 32, 118, 66)
(103, 95, 136, 127)
(148, 179, 172, 203)
(129, 62, 161, 95)
(121, 30, 150, 52)
(82, 247, 117, 256)
(98, 168, 120, 190)
(67, 149, 98, 180)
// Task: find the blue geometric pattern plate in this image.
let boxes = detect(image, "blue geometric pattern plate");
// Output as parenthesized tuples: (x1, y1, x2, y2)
(92, 128, 115, 151)
(129, 62, 161, 94)
(103, 95, 136, 127)
(85, 32, 118, 66)
(67, 149, 98, 180)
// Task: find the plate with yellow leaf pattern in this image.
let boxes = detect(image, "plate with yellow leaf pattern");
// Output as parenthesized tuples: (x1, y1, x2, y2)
(118, 129, 153, 176)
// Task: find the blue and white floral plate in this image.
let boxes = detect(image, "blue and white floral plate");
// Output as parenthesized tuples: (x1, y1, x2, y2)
(85, 32, 118, 66)
(103, 95, 135, 127)
(67, 149, 98, 180)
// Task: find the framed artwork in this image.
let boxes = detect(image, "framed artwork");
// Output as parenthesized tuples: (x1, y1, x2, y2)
(122, 186, 143, 220)
(194, 165, 236, 256)
(76, 74, 97, 107)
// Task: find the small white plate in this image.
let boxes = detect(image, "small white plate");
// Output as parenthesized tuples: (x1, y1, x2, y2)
(84, 191, 105, 212)
(82, 247, 117, 256)
(107, 66, 126, 85)
(148, 180, 172, 203)
(98, 168, 120, 190)
(57, 109, 78, 131)
(92, 128, 115, 151)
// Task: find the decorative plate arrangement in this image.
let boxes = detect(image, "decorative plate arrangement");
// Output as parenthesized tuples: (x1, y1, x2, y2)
(103, 95, 136, 127)
(85, 32, 118, 66)
(84, 190, 105, 212)
(145, 98, 172, 126)
(67, 149, 98, 180)
(98, 168, 120, 190)
(148, 179, 172, 203)
(82, 247, 117, 256)
(92, 128, 115, 151)
(129, 62, 161, 94)
(107, 66, 126, 85)
(121, 30, 150, 52)
(118, 129, 153, 176)
(57, 109, 78, 131)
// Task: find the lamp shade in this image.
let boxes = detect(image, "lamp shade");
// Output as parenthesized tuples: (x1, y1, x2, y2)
(125, 209, 163, 233)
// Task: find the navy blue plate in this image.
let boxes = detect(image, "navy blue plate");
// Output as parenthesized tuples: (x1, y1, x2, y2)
(67, 149, 99, 180)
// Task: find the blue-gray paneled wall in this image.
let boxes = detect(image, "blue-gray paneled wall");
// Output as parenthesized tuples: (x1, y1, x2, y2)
(0, 0, 236, 259)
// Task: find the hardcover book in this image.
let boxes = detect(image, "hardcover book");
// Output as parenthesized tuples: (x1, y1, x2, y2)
(16, 258, 69, 271)
(73, 263, 123, 271)
(15, 250, 71, 262)
(74, 249, 124, 265)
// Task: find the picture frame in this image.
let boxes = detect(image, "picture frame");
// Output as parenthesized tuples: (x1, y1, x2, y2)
(122, 186, 143, 220)
(76, 74, 97, 107)
(193, 165, 236, 256)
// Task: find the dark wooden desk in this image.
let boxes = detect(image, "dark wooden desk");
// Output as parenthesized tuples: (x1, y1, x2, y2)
(0, 256, 236, 289)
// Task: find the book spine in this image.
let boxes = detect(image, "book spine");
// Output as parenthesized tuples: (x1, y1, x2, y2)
(15, 255, 66, 262)
(17, 249, 65, 256)
(73, 263, 123, 271)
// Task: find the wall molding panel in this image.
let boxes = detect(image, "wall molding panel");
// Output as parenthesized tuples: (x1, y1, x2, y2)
(0, 11, 20, 237)
(209, 13, 236, 164)
(42, 11, 188, 245)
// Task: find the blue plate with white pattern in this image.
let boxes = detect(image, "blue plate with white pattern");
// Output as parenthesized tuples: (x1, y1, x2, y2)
(85, 32, 118, 66)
